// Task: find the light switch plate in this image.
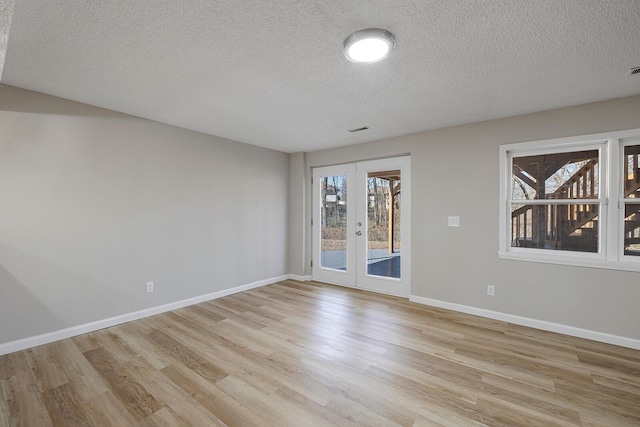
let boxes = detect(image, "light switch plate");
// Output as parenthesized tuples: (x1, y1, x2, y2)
(448, 216, 460, 227)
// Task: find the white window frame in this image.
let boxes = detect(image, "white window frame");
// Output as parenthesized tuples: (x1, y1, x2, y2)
(499, 128, 640, 272)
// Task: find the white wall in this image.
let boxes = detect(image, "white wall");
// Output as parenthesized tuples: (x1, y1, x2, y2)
(0, 84, 289, 345)
(292, 95, 640, 342)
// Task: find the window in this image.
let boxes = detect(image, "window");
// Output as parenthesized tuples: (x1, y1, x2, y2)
(623, 144, 640, 256)
(499, 129, 640, 271)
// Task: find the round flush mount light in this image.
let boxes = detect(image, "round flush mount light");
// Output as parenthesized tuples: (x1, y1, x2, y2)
(343, 28, 395, 64)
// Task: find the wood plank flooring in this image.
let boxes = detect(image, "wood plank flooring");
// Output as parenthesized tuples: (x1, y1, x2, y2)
(1, 280, 640, 426)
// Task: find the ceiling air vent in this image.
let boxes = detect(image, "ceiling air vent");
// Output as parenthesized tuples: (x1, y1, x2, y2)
(348, 126, 369, 133)
(630, 66, 640, 76)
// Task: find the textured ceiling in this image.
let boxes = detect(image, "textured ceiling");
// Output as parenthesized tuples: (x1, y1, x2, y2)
(3, 0, 640, 153)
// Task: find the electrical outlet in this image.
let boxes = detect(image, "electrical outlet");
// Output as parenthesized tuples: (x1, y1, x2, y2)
(487, 285, 495, 296)
(146, 281, 154, 293)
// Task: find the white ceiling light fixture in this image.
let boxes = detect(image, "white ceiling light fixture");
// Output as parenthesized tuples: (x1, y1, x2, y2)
(343, 28, 395, 64)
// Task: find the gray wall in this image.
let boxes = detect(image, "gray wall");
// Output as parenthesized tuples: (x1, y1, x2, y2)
(288, 152, 307, 277)
(0, 84, 289, 344)
(292, 95, 640, 341)
(3, 81, 640, 347)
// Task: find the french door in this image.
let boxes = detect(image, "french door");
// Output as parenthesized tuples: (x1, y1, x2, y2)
(312, 157, 411, 296)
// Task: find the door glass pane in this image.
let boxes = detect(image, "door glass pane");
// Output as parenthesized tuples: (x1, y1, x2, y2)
(320, 175, 348, 270)
(366, 170, 401, 278)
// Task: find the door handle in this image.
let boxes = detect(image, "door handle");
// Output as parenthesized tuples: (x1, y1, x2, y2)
(356, 231, 362, 236)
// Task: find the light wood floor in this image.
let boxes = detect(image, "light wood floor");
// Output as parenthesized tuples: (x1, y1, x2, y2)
(1, 280, 640, 426)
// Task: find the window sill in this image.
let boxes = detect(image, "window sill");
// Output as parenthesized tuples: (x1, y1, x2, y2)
(497, 250, 640, 272)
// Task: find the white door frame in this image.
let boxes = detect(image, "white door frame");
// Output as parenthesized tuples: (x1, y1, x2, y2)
(311, 156, 411, 297)
(356, 157, 411, 297)
(311, 164, 356, 287)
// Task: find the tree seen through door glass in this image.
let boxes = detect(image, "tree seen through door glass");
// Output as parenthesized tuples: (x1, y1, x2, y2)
(367, 170, 401, 278)
(320, 175, 348, 270)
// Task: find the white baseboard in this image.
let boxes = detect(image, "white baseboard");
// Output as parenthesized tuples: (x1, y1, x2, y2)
(0, 275, 289, 356)
(9, 277, 636, 355)
(409, 295, 640, 350)
(288, 274, 312, 282)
